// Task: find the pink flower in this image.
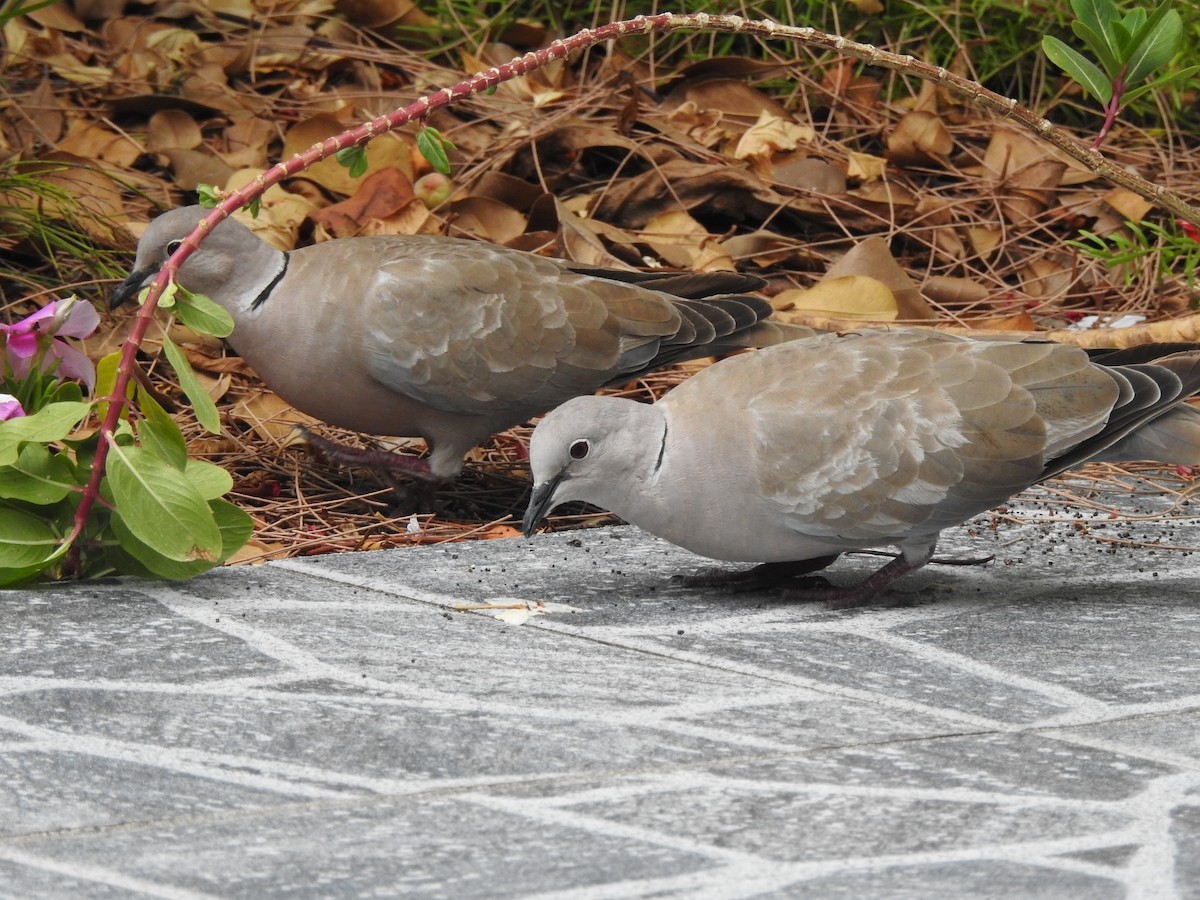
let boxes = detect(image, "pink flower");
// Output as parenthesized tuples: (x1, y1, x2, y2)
(0, 393, 24, 421)
(1, 297, 100, 391)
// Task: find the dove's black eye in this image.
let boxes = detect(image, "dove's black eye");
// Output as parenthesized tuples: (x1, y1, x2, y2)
(165, 240, 183, 256)
(569, 439, 590, 460)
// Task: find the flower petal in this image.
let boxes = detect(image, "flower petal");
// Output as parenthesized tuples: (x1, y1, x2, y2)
(0, 394, 25, 420)
(6, 332, 39, 360)
(55, 299, 101, 338)
(13, 304, 58, 334)
(47, 341, 96, 391)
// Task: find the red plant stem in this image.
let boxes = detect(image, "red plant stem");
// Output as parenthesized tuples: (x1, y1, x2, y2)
(1092, 70, 1127, 150)
(67, 11, 1200, 571)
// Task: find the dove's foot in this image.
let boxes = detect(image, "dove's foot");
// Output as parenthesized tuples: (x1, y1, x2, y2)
(674, 556, 840, 593)
(779, 553, 931, 609)
(298, 427, 434, 479)
(296, 427, 445, 512)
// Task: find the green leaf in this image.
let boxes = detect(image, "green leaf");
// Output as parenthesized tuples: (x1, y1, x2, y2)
(335, 145, 369, 178)
(0, 505, 63, 578)
(197, 184, 221, 207)
(417, 126, 456, 176)
(151, 279, 179, 310)
(1072, 0, 1119, 32)
(1124, 7, 1182, 84)
(175, 286, 235, 338)
(94, 351, 133, 425)
(161, 331, 221, 434)
(0, 444, 77, 504)
(136, 392, 188, 470)
(105, 442, 222, 563)
(1109, 18, 1136, 56)
(1070, 0, 1123, 71)
(108, 513, 213, 580)
(47, 380, 84, 404)
(1122, 64, 1200, 104)
(210, 497, 253, 561)
(184, 458, 234, 500)
(0, 401, 93, 466)
(108, 497, 251, 579)
(1068, 19, 1122, 76)
(1043, 36, 1114, 104)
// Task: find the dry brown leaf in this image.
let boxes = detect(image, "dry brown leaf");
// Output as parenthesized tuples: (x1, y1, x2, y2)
(977, 126, 1094, 186)
(771, 157, 847, 194)
(447, 197, 528, 244)
(283, 115, 413, 195)
(1022, 256, 1072, 298)
(223, 173, 318, 249)
(641, 210, 709, 240)
(73, 0, 128, 18)
(146, 109, 203, 152)
(25, 1, 87, 30)
(24, 77, 65, 149)
(1103, 187, 1153, 222)
(231, 391, 323, 443)
(225, 539, 289, 565)
(968, 226, 1003, 258)
(847, 180, 919, 211)
(886, 111, 953, 166)
(825, 236, 937, 320)
(663, 101, 732, 149)
(921, 276, 991, 307)
(221, 115, 274, 170)
(350, 200, 435, 237)
(772, 276, 899, 321)
(732, 111, 816, 163)
(308, 167, 417, 235)
(481, 525, 523, 540)
(20, 153, 126, 243)
(162, 148, 235, 192)
(592, 159, 782, 228)
(1000, 159, 1066, 224)
(663, 78, 791, 129)
(471, 171, 546, 211)
(57, 120, 141, 167)
(724, 232, 828, 269)
(248, 24, 346, 74)
(846, 151, 887, 182)
(639, 211, 733, 271)
(557, 207, 636, 268)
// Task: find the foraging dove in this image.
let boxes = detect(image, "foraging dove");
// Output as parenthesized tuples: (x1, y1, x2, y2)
(112, 206, 801, 484)
(523, 330, 1200, 608)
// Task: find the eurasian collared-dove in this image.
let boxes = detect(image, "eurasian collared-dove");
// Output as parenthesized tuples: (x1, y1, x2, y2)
(112, 205, 800, 484)
(522, 330, 1200, 608)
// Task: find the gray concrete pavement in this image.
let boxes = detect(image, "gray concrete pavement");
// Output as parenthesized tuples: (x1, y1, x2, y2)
(2, 481, 1200, 898)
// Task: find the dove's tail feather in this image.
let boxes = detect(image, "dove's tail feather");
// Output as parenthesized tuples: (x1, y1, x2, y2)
(1049, 345, 1200, 473)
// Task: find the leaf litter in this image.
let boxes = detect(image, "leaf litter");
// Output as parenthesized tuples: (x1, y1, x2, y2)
(2, 2, 1199, 564)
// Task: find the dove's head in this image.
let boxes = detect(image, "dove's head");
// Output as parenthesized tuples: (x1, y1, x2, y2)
(111, 206, 266, 311)
(522, 395, 666, 536)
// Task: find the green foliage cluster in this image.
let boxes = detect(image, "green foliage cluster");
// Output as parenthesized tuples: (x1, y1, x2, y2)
(1043, 0, 1197, 145)
(0, 287, 252, 584)
(1068, 220, 1200, 290)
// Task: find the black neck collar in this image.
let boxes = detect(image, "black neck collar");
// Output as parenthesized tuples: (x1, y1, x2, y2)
(251, 251, 289, 311)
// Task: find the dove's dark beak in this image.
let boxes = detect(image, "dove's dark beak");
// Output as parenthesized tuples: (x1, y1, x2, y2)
(110, 267, 156, 309)
(522, 470, 567, 537)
